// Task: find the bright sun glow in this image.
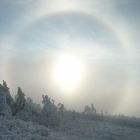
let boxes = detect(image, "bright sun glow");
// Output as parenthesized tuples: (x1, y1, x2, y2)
(52, 53, 85, 92)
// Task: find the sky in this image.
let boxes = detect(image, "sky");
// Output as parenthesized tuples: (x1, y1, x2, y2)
(0, 0, 140, 117)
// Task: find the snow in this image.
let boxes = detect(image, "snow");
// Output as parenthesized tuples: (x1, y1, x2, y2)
(0, 115, 140, 140)
(0, 116, 48, 140)
(56, 119, 140, 140)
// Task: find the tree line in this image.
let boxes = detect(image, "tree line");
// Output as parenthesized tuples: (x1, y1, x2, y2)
(0, 80, 97, 128)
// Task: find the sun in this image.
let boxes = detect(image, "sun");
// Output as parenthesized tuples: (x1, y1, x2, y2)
(52, 53, 85, 92)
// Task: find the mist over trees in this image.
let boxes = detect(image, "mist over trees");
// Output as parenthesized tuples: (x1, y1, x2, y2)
(0, 80, 75, 127)
(0, 82, 73, 129)
(0, 80, 140, 140)
(0, 80, 100, 128)
(0, 80, 139, 125)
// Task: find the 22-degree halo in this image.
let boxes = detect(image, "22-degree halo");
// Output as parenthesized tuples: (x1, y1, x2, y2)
(12, 11, 130, 111)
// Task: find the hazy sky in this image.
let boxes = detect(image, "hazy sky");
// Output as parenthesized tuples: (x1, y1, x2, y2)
(0, 0, 140, 117)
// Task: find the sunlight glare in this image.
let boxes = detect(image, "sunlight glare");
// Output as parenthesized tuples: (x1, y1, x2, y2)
(52, 53, 85, 92)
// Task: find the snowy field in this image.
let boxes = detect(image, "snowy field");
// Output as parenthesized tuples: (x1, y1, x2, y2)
(54, 119, 140, 140)
(0, 116, 48, 140)
(0, 116, 140, 140)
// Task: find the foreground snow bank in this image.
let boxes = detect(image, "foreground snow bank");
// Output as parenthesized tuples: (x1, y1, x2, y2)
(0, 116, 48, 140)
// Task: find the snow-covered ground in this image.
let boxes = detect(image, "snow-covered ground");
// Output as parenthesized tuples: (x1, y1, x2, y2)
(55, 119, 140, 140)
(0, 116, 140, 140)
(0, 116, 48, 140)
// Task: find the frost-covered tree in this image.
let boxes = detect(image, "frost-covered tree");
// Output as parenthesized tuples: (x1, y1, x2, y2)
(2, 80, 8, 88)
(84, 104, 96, 115)
(0, 80, 13, 116)
(58, 103, 65, 115)
(57, 103, 66, 123)
(42, 95, 59, 127)
(13, 87, 26, 115)
(42, 95, 57, 116)
(24, 97, 41, 114)
(2, 80, 14, 109)
(91, 104, 96, 114)
(84, 105, 91, 114)
(0, 85, 11, 116)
